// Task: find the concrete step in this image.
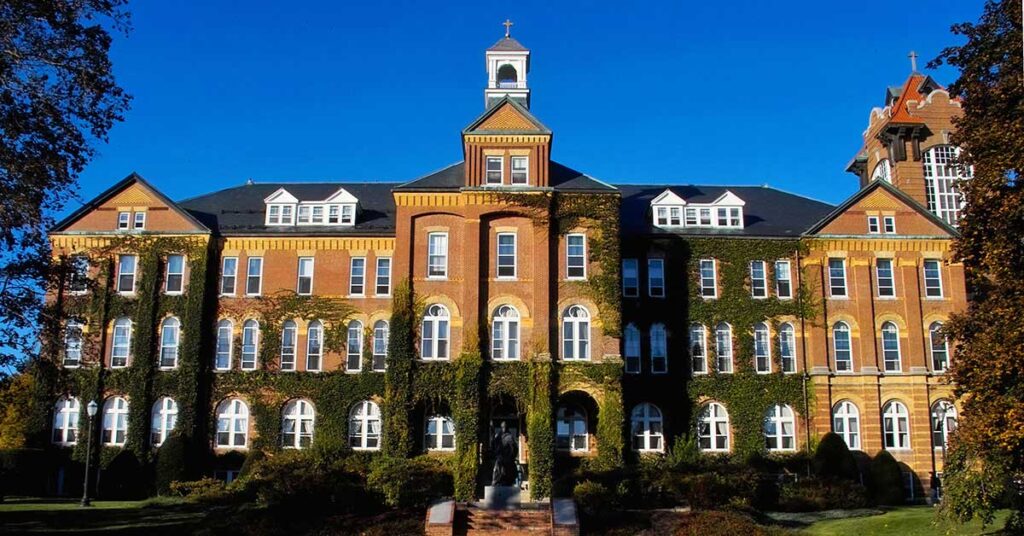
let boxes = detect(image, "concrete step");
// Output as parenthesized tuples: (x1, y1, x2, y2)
(460, 506, 552, 535)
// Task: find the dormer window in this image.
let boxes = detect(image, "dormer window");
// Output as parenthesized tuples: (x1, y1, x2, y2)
(651, 189, 746, 230)
(311, 206, 324, 224)
(133, 212, 146, 230)
(486, 156, 503, 184)
(297, 206, 311, 224)
(511, 156, 529, 184)
(281, 205, 294, 224)
(268, 206, 281, 224)
(341, 204, 355, 224)
(264, 188, 358, 227)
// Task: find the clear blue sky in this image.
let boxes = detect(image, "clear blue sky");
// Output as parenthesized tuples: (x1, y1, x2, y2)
(71, 0, 982, 213)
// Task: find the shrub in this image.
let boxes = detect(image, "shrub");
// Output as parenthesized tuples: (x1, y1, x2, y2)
(868, 450, 905, 505)
(777, 478, 869, 512)
(650, 510, 785, 536)
(169, 477, 231, 502)
(241, 449, 373, 511)
(0, 449, 50, 498)
(813, 432, 859, 482)
(367, 456, 453, 507)
(154, 435, 187, 494)
(573, 480, 614, 517)
(99, 449, 145, 499)
(663, 469, 760, 510)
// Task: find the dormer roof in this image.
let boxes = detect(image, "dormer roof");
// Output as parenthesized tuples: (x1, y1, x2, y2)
(263, 188, 299, 204)
(651, 189, 687, 206)
(323, 187, 360, 204)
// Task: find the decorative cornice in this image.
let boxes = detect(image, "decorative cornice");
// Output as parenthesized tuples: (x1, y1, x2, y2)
(219, 237, 395, 252)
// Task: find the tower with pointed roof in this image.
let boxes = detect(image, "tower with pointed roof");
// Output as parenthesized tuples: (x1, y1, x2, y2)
(485, 21, 531, 109)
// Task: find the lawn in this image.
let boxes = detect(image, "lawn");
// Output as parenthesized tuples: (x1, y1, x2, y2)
(801, 506, 1010, 536)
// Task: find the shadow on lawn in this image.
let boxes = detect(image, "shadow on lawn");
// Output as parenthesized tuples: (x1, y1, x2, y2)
(0, 502, 205, 535)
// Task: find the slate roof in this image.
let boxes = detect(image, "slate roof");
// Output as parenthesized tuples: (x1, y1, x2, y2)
(394, 161, 617, 192)
(617, 185, 834, 238)
(488, 36, 528, 52)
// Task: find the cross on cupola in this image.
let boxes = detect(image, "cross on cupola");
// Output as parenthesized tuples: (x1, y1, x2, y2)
(503, 19, 513, 38)
(485, 20, 531, 109)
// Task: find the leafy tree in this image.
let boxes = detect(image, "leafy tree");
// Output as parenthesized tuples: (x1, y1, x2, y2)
(867, 450, 904, 506)
(0, 0, 132, 373)
(0, 371, 35, 449)
(813, 432, 859, 483)
(928, 0, 1024, 529)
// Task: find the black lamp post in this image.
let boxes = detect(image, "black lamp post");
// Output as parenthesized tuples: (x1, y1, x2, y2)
(81, 400, 98, 507)
(935, 404, 948, 502)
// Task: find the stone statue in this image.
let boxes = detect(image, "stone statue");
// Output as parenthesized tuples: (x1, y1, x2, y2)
(490, 421, 518, 486)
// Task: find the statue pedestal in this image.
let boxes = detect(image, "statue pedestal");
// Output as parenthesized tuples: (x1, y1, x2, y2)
(482, 485, 521, 509)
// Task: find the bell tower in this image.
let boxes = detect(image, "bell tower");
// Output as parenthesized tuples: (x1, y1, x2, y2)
(485, 20, 531, 109)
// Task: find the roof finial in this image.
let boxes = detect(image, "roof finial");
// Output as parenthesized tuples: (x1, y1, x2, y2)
(908, 50, 919, 73)
(503, 19, 513, 38)
(246, 177, 254, 185)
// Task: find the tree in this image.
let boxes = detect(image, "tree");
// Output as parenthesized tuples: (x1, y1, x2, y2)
(0, 371, 35, 448)
(0, 1, 132, 373)
(928, 0, 1024, 529)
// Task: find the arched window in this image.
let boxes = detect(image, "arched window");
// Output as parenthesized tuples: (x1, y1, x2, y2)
(556, 405, 588, 452)
(923, 145, 970, 225)
(102, 396, 129, 446)
(425, 414, 455, 451)
(282, 399, 315, 449)
(497, 63, 518, 87)
(349, 400, 381, 450)
(833, 322, 852, 372)
(214, 319, 232, 371)
(491, 305, 520, 361)
(764, 404, 796, 451)
(690, 323, 707, 374)
(241, 320, 259, 371)
(346, 320, 363, 372)
(216, 398, 249, 448)
(931, 400, 957, 450)
(280, 320, 297, 371)
(930, 322, 949, 372)
(52, 396, 80, 445)
(421, 305, 450, 360)
(111, 317, 132, 368)
(881, 321, 901, 372)
(779, 323, 796, 373)
(159, 317, 180, 369)
(832, 400, 861, 450)
(562, 305, 591, 361)
(882, 400, 910, 450)
(631, 403, 664, 452)
(306, 320, 323, 371)
(871, 159, 892, 182)
(754, 322, 771, 373)
(697, 402, 730, 452)
(150, 397, 178, 446)
(624, 323, 641, 374)
(715, 323, 732, 373)
(650, 323, 667, 374)
(64, 319, 84, 367)
(372, 320, 389, 371)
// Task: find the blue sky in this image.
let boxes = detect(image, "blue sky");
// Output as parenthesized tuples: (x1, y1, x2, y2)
(70, 0, 982, 214)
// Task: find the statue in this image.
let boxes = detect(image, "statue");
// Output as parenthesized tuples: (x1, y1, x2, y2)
(490, 421, 518, 486)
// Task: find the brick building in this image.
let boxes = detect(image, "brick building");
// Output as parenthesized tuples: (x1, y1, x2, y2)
(37, 33, 968, 499)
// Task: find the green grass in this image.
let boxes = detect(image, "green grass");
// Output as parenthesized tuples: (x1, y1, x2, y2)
(801, 506, 1010, 536)
(0, 497, 204, 534)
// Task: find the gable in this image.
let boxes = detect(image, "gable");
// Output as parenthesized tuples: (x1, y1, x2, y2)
(264, 188, 299, 204)
(474, 102, 541, 131)
(651, 189, 686, 205)
(814, 186, 952, 237)
(55, 175, 208, 234)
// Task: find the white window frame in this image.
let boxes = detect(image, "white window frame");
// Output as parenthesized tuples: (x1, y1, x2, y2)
(556, 405, 588, 452)
(775, 260, 793, 299)
(349, 257, 365, 296)
(372, 320, 389, 372)
(868, 216, 880, 234)
(246, 257, 263, 296)
(561, 305, 591, 361)
(151, 397, 178, 447)
(650, 323, 668, 374)
(297, 257, 315, 296)
(426, 414, 456, 451)
(690, 323, 707, 374)
(421, 304, 450, 360)
(215, 319, 233, 371)
(306, 320, 324, 372)
(220, 257, 238, 296)
(876, 258, 896, 298)
(101, 396, 129, 446)
(828, 258, 847, 298)
(491, 305, 520, 361)
(931, 400, 957, 451)
(699, 259, 717, 299)
(159, 316, 180, 369)
(349, 400, 381, 451)
(929, 321, 949, 372)
(117, 255, 137, 294)
(624, 324, 641, 374)
(63, 319, 84, 368)
(779, 323, 796, 373)
(133, 211, 146, 230)
(282, 399, 315, 449)
(764, 404, 796, 452)
(715, 322, 732, 373)
(111, 317, 132, 368)
(923, 145, 970, 226)
(375, 257, 392, 296)
(631, 403, 664, 453)
(697, 402, 730, 452)
(346, 320, 363, 372)
(923, 260, 944, 298)
(510, 156, 529, 185)
(165, 254, 185, 295)
(833, 321, 853, 373)
(216, 399, 249, 449)
(68, 255, 90, 294)
(622, 258, 639, 297)
(648, 258, 665, 298)
(882, 401, 911, 450)
(754, 322, 771, 374)
(566, 234, 587, 280)
(881, 321, 902, 372)
(241, 319, 259, 371)
(496, 233, 517, 279)
(280, 320, 297, 372)
(485, 155, 504, 184)
(883, 216, 896, 234)
(117, 211, 130, 230)
(340, 204, 355, 225)
(832, 400, 861, 450)
(427, 232, 448, 279)
(52, 397, 80, 446)
(750, 260, 767, 298)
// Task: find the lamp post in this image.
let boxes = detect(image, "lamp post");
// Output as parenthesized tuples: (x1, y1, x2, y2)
(81, 400, 98, 507)
(935, 404, 948, 503)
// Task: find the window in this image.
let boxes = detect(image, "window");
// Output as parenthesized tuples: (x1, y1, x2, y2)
(281, 205, 294, 225)
(779, 323, 796, 373)
(876, 259, 896, 297)
(631, 403, 664, 452)
(699, 259, 717, 298)
(349, 400, 381, 450)
(562, 305, 591, 361)
(497, 233, 516, 279)
(246, 257, 263, 296)
(749, 260, 767, 298)
(340, 204, 355, 225)
(832, 400, 861, 450)
(297, 205, 311, 224)
(699, 208, 712, 226)
(311, 205, 324, 224)
(930, 322, 949, 372)
(68, 255, 90, 293)
(923, 145, 970, 226)
(349, 257, 365, 296)
(716, 207, 729, 227)
(267, 205, 281, 224)
(872, 159, 892, 182)
(923, 260, 943, 298)
(622, 259, 639, 297)
(327, 205, 339, 224)
(282, 399, 315, 449)
(566, 234, 586, 279)
(669, 207, 681, 226)
(346, 320, 362, 372)
(241, 320, 259, 371)
(511, 156, 529, 184)
(216, 399, 249, 448)
(163, 255, 184, 294)
(426, 414, 455, 451)
(485, 156, 503, 184)
(828, 258, 847, 297)
(931, 400, 957, 450)
(882, 401, 910, 449)
(868, 216, 880, 234)
(421, 305, 450, 360)
(427, 233, 448, 278)
(118, 211, 130, 230)
(833, 322, 852, 372)
(151, 397, 178, 447)
(556, 405, 588, 452)
(102, 396, 129, 446)
(690, 323, 707, 374)
(133, 212, 146, 230)
(306, 320, 323, 372)
(63, 320, 84, 367)
(52, 397, 80, 445)
(775, 260, 792, 299)
(297, 257, 314, 295)
(220, 257, 238, 296)
(111, 317, 132, 368)
(648, 259, 665, 297)
(280, 320, 297, 371)
(159, 317, 180, 369)
(215, 320, 232, 371)
(375, 257, 391, 296)
(117, 255, 137, 293)
(624, 324, 641, 374)
(684, 208, 698, 226)
(697, 402, 730, 452)
(650, 323, 668, 374)
(883, 216, 896, 234)
(372, 320, 389, 372)
(881, 321, 902, 372)
(764, 404, 796, 451)
(754, 322, 771, 373)
(715, 322, 732, 373)
(491, 305, 520, 361)
(655, 207, 668, 226)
